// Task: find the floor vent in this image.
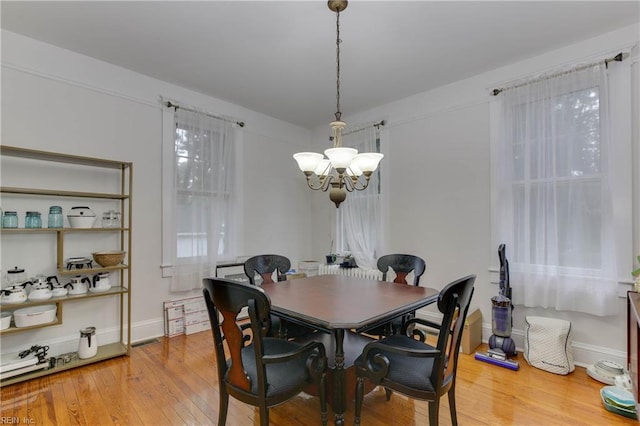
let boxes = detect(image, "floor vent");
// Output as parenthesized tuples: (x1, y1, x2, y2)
(131, 338, 160, 348)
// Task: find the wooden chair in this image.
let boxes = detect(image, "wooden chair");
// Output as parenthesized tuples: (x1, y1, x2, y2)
(244, 254, 315, 339)
(243, 254, 291, 285)
(202, 277, 328, 426)
(363, 254, 427, 337)
(354, 274, 476, 426)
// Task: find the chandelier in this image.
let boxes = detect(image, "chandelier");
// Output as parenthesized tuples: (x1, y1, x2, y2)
(293, 0, 383, 208)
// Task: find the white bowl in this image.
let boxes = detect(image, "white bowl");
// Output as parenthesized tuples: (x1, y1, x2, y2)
(0, 312, 12, 330)
(14, 304, 57, 327)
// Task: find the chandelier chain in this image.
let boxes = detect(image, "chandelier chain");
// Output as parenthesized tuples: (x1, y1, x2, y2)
(335, 8, 342, 122)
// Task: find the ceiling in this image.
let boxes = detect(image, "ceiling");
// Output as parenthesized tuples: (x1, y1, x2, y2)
(2, 1, 639, 129)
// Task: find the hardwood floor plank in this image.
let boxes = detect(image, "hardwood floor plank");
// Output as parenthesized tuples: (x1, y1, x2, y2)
(1, 335, 637, 425)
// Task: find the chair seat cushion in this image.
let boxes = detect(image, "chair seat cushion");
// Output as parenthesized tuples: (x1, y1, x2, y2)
(355, 334, 436, 392)
(228, 337, 312, 396)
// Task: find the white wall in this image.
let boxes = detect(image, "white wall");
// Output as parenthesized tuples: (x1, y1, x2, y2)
(310, 24, 640, 366)
(0, 30, 315, 354)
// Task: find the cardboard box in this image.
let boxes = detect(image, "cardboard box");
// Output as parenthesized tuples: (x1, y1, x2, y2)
(461, 309, 482, 354)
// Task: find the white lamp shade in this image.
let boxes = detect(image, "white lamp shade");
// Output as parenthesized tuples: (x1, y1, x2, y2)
(293, 152, 324, 172)
(352, 152, 384, 172)
(314, 159, 332, 176)
(325, 147, 358, 169)
(346, 162, 363, 177)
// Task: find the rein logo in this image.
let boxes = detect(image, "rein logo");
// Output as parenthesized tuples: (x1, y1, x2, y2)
(1, 417, 34, 424)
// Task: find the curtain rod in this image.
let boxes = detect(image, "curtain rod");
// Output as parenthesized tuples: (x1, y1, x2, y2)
(165, 101, 245, 127)
(341, 120, 386, 137)
(490, 52, 627, 96)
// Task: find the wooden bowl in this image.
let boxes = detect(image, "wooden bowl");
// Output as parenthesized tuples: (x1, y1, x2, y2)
(92, 250, 126, 267)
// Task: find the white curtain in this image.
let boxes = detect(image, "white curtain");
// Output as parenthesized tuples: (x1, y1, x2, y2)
(170, 107, 236, 292)
(338, 125, 382, 270)
(491, 63, 620, 316)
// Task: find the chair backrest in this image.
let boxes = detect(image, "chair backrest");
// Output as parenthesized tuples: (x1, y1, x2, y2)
(377, 254, 426, 286)
(202, 277, 271, 394)
(244, 254, 291, 285)
(433, 274, 476, 390)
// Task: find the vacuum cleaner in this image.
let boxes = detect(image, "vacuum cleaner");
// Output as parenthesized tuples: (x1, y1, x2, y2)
(475, 244, 519, 370)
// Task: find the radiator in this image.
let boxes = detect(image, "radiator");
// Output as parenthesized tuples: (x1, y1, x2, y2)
(318, 264, 383, 280)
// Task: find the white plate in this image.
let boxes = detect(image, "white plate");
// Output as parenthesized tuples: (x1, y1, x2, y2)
(595, 359, 624, 375)
(587, 365, 615, 385)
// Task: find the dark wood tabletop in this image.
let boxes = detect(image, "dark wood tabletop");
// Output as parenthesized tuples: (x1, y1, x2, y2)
(260, 274, 439, 426)
(260, 274, 438, 332)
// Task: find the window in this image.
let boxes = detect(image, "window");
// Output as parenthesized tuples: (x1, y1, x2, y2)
(491, 62, 631, 316)
(174, 125, 232, 259)
(510, 86, 602, 269)
(162, 104, 239, 291)
(335, 125, 383, 270)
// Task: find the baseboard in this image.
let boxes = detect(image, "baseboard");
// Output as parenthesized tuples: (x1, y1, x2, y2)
(415, 311, 627, 369)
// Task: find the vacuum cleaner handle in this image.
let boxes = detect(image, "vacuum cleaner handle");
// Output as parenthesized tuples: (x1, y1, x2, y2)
(498, 243, 511, 301)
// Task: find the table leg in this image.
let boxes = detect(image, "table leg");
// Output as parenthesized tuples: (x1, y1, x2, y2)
(332, 328, 346, 426)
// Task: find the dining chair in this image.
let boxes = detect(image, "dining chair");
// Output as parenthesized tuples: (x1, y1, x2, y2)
(202, 277, 328, 426)
(244, 254, 315, 339)
(363, 254, 427, 337)
(354, 274, 476, 426)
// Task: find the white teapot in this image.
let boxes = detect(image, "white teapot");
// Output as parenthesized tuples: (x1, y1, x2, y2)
(65, 276, 89, 295)
(1, 285, 28, 304)
(47, 276, 67, 297)
(90, 272, 111, 293)
(28, 283, 53, 301)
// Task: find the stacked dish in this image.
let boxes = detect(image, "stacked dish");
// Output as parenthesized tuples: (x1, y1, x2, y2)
(587, 359, 625, 385)
(600, 386, 637, 419)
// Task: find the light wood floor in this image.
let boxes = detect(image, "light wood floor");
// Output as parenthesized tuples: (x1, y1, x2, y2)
(0, 332, 636, 425)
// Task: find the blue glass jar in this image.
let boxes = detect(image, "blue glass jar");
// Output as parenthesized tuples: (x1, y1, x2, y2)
(25, 211, 42, 229)
(2, 211, 18, 228)
(48, 206, 63, 228)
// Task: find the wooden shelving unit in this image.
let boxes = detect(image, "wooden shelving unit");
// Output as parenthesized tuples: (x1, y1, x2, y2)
(0, 145, 132, 386)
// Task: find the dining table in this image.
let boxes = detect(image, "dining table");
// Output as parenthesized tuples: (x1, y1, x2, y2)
(260, 274, 439, 426)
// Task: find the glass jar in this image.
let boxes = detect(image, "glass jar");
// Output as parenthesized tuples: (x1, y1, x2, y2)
(102, 210, 121, 228)
(25, 211, 42, 229)
(48, 206, 63, 228)
(2, 211, 18, 228)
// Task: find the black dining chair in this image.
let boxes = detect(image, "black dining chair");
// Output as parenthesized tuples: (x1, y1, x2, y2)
(354, 274, 476, 426)
(202, 277, 328, 426)
(363, 254, 427, 337)
(244, 254, 316, 339)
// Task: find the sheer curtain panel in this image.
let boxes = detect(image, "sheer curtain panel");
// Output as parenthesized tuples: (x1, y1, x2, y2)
(491, 61, 632, 316)
(337, 125, 383, 270)
(169, 107, 237, 292)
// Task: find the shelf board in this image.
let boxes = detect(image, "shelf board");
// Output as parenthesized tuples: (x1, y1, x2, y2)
(58, 265, 129, 275)
(0, 287, 128, 314)
(1, 186, 129, 199)
(0, 342, 128, 387)
(0, 228, 129, 234)
(0, 313, 61, 335)
(1, 146, 131, 170)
